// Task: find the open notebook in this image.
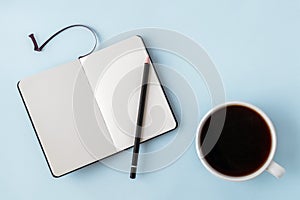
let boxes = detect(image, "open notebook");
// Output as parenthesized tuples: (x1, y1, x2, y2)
(18, 36, 177, 177)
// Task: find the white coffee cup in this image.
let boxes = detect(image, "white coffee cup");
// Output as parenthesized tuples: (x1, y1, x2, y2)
(195, 101, 285, 181)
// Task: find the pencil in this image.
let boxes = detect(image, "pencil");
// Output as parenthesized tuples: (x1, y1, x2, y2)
(130, 55, 151, 179)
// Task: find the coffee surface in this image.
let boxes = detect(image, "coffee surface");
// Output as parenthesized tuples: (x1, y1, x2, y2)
(200, 105, 272, 177)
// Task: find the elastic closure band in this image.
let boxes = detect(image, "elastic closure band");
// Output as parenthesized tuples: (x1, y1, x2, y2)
(28, 24, 98, 58)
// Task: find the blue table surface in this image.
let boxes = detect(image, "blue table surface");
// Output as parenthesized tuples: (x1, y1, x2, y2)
(1, 1, 300, 199)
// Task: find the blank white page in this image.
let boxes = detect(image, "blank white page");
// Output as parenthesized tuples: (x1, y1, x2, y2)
(80, 36, 177, 151)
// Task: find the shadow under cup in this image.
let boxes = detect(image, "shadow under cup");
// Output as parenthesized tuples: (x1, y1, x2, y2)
(197, 103, 275, 180)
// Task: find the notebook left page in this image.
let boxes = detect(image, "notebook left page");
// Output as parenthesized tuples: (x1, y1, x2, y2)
(18, 60, 116, 177)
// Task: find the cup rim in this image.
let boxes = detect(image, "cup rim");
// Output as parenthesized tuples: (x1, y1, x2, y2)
(195, 101, 277, 181)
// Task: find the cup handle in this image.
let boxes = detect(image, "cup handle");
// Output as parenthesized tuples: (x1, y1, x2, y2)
(266, 161, 285, 178)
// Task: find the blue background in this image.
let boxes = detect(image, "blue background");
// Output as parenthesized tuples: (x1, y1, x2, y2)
(1, 0, 300, 199)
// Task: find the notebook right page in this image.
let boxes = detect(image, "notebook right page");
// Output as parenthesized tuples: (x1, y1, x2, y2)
(79, 36, 177, 152)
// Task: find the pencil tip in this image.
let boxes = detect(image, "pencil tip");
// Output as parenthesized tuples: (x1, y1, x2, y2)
(145, 56, 150, 64)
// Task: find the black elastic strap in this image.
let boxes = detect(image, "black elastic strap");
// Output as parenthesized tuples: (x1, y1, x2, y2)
(28, 24, 98, 58)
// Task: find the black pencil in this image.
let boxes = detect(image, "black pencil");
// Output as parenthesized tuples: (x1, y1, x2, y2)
(130, 56, 150, 179)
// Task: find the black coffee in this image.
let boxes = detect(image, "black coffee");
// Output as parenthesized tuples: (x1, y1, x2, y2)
(199, 105, 272, 177)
